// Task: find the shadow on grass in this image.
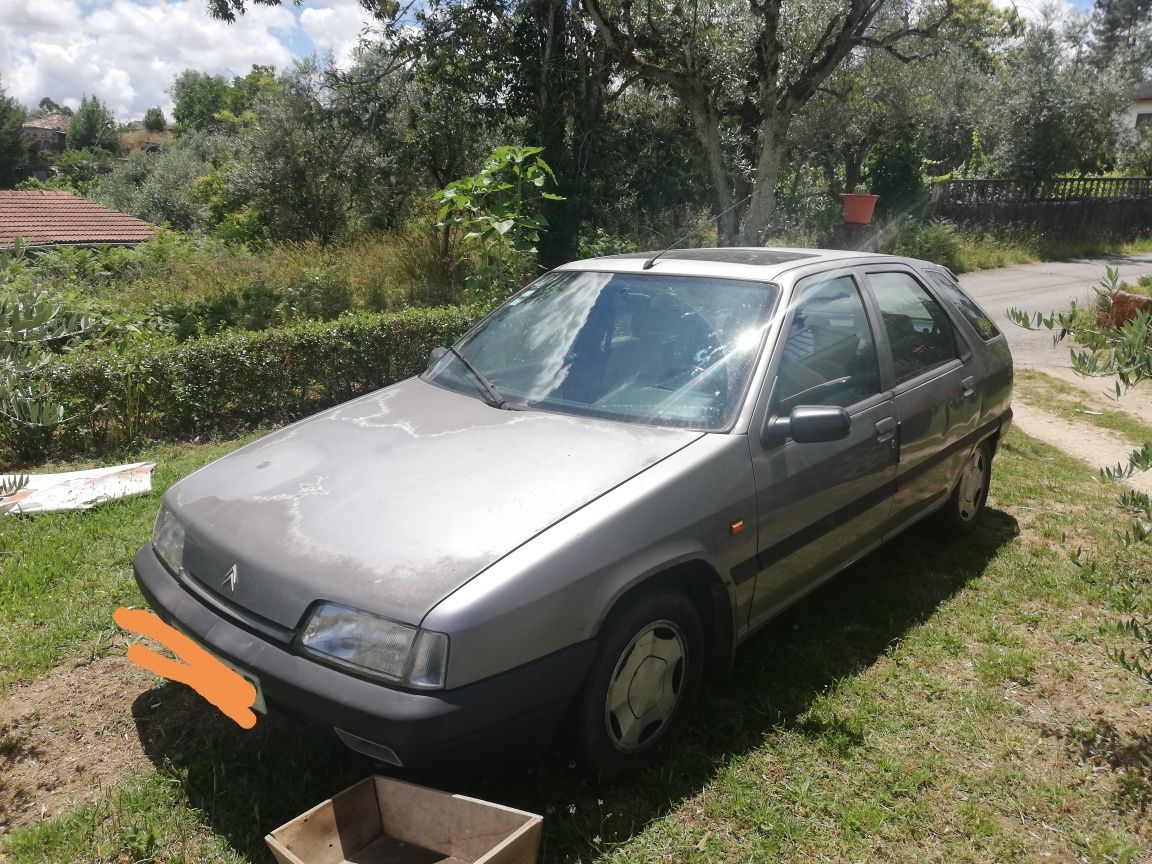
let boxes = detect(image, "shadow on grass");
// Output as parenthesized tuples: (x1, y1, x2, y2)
(132, 508, 1017, 863)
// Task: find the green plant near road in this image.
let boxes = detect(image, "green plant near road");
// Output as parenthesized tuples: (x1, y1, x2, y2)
(1011, 267, 1152, 688)
(3, 430, 1152, 862)
(879, 217, 1152, 273)
(436, 146, 563, 303)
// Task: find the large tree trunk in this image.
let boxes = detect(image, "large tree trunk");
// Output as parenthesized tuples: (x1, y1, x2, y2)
(740, 115, 790, 246)
(681, 82, 738, 246)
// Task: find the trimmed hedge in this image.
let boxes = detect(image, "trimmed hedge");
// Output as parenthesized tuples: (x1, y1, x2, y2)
(46, 305, 481, 449)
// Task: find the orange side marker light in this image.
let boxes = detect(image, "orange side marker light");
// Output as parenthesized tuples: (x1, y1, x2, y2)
(114, 607, 257, 730)
(729, 520, 745, 535)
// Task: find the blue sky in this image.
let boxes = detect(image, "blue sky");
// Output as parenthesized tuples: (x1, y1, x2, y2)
(0, 0, 373, 119)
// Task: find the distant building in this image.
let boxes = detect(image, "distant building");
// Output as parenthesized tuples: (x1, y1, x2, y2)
(1126, 81, 1152, 130)
(0, 191, 155, 250)
(21, 114, 71, 154)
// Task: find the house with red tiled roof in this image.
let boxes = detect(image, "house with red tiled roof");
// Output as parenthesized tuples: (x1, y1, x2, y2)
(0, 191, 156, 250)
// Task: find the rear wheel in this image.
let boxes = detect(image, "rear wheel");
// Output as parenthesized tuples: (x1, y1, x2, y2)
(937, 442, 992, 534)
(569, 590, 705, 779)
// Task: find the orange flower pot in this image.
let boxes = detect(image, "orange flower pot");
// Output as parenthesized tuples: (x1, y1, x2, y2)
(841, 193, 879, 225)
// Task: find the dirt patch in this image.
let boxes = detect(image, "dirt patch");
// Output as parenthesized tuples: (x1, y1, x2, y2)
(1010, 402, 1152, 493)
(0, 655, 185, 833)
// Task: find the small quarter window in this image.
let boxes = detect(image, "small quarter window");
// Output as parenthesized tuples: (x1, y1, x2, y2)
(925, 270, 1000, 341)
(869, 272, 959, 385)
(773, 275, 882, 412)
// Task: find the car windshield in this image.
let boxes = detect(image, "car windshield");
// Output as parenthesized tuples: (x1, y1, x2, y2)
(424, 270, 778, 430)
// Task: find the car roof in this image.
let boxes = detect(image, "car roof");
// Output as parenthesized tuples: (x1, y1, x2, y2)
(556, 246, 909, 282)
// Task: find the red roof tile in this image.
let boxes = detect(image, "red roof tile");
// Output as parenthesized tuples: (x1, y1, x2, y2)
(0, 191, 156, 249)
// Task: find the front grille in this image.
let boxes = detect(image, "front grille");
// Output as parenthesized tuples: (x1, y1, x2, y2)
(176, 566, 295, 645)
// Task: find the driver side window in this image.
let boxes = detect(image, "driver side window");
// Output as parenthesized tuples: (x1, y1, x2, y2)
(772, 275, 882, 413)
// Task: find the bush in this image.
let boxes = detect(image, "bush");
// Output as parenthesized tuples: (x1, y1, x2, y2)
(879, 217, 963, 269)
(42, 305, 481, 453)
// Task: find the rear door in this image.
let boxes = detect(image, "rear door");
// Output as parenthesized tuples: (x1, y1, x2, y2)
(860, 267, 981, 530)
(747, 270, 898, 626)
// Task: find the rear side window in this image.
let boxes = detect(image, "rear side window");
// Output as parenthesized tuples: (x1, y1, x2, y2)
(925, 270, 1000, 340)
(773, 275, 882, 412)
(868, 271, 958, 385)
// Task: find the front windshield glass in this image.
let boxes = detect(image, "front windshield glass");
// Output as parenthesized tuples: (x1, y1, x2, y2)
(424, 270, 778, 430)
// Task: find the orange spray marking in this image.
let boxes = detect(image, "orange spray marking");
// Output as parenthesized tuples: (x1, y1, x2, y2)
(114, 607, 258, 730)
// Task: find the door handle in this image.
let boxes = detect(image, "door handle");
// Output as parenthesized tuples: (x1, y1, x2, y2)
(875, 416, 897, 443)
(961, 375, 977, 398)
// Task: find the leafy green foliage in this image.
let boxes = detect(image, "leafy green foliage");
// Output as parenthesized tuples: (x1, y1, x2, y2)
(1011, 266, 1152, 686)
(980, 21, 1123, 181)
(0, 279, 97, 462)
(170, 70, 232, 132)
(95, 132, 225, 230)
(65, 96, 118, 154)
(1108, 616, 1152, 687)
(44, 305, 480, 452)
(0, 77, 27, 189)
(436, 146, 562, 301)
(142, 107, 167, 133)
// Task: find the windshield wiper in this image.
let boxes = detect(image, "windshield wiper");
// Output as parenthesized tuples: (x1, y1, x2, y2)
(447, 346, 511, 409)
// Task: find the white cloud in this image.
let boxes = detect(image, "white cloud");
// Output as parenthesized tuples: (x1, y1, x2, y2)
(300, 0, 368, 66)
(0, 0, 374, 120)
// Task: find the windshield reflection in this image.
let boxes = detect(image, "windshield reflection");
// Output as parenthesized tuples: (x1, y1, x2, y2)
(424, 270, 778, 431)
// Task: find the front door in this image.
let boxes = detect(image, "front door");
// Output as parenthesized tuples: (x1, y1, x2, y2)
(748, 271, 898, 627)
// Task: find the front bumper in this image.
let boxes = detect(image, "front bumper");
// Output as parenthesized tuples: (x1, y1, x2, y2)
(132, 545, 596, 769)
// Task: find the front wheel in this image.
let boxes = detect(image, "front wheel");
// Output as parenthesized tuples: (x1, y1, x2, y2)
(568, 590, 705, 779)
(937, 442, 992, 534)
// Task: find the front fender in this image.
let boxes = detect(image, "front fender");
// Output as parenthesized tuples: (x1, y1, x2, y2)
(424, 434, 757, 688)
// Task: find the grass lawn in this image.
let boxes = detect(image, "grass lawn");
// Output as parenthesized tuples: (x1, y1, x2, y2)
(1014, 369, 1152, 446)
(2, 429, 1152, 863)
(0, 436, 261, 693)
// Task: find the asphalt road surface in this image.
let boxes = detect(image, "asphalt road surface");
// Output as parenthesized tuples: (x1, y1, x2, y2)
(960, 252, 1152, 371)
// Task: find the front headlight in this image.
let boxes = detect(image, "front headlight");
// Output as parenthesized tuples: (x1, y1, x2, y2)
(153, 506, 186, 575)
(298, 602, 449, 690)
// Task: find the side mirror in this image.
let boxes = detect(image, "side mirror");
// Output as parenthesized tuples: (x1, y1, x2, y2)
(763, 405, 852, 446)
(426, 346, 448, 370)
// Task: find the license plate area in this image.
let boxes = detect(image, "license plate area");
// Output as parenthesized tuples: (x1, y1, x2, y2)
(173, 623, 267, 714)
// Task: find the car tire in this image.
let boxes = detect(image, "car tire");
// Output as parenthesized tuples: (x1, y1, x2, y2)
(568, 589, 705, 780)
(937, 441, 992, 534)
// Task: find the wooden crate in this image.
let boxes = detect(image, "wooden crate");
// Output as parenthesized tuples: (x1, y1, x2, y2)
(265, 776, 542, 864)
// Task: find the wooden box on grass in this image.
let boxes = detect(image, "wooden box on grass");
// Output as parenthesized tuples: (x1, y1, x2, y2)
(265, 776, 543, 864)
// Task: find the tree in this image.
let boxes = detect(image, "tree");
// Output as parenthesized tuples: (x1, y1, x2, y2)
(143, 106, 167, 132)
(0, 78, 27, 188)
(979, 15, 1124, 181)
(580, 0, 970, 245)
(170, 70, 232, 132)
(1090, 0, 1152, 78)
(38, 96, 60, 114)
(66, 95, 118, 153)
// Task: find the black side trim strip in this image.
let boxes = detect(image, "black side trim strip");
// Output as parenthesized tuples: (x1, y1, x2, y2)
(731, 411, 1005, 583)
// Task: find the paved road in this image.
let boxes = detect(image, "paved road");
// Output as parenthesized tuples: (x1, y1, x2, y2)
(960, 252, 1152, 370)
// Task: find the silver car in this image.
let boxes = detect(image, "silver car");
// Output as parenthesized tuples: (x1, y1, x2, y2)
(133, 248, 1012, 777)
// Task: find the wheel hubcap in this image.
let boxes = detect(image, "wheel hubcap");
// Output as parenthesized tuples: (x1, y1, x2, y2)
(958, 448, 987, 522)
(605, 620, 687, 752)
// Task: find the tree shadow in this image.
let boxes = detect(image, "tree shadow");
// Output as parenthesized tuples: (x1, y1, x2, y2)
(133, 507, 1018, 863)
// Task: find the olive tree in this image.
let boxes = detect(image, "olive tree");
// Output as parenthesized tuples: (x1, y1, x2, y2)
(579, 0, 973, 245)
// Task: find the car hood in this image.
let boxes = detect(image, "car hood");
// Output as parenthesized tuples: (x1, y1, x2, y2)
(169, 377, 702, 629)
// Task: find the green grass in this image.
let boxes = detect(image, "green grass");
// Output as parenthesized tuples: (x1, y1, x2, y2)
(0, 436, 261, 692)
(3, 430, 1152, 862)
(1014, 369, 1152, 446)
